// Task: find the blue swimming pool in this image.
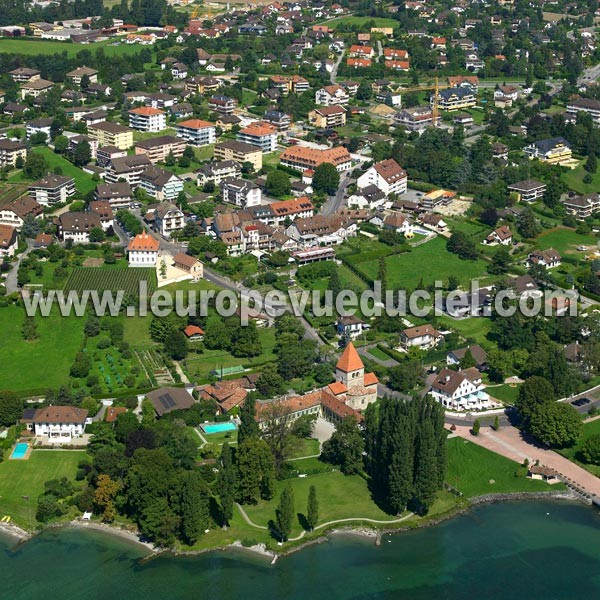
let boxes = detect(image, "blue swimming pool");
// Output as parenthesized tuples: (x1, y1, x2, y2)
(10, 443, 29, 460)
(201, 422, 237, 434)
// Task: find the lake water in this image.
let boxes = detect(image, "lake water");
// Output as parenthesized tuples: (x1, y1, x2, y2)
(1, 501, 599, 599)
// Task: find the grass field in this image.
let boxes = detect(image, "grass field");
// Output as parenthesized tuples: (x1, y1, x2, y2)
(487, 384, 520, 404)
(0, 38, 144, 58)
(0, 305, 83, 394)
(0, 450, 83, 527)
(365, 346, 391, 362)
(446, 437, 564, 497)
(64, 267, 156, 295)
(436, 316, 494, 348)
(327, 16, 399, 29)
(9, 147, 96, 194)
(535, 227, 597, 256)
(182, 327, 278, 380)
(561, 164, 600, 195)
(357, 237, 488, 289)
(557, 418, 600, 477)
(242, 469, 393, 538)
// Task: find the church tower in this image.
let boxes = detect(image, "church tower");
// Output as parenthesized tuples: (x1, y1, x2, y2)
(335, 342, 365, 390)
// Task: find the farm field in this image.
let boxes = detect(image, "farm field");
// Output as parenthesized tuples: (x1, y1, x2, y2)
(446, 437, 564, 497)
(356, 237, 488, 290)
(0, 38, 144, 58)
(64, 267, 157, 295)
(534, 227, 597, 256)
(0, 305, 83, 394)
(327, 16, 399, 29)
(0, 450, 83, 527)
(9, 147, 96, 195)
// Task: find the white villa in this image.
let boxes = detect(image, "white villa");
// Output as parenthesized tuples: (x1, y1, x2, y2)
(429, 367, 490, 410)
(29, 406, 88, 441)
(127, 233, 159, 267)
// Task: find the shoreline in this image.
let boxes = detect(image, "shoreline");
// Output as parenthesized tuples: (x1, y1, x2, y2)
(0, 490, 584, 560)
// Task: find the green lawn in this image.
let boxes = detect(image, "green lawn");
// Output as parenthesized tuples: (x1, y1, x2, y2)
(487, 384, 520, 404)
(436, 316, 494, 349)
(0, 38, 145, 58)
(0, 450, 83, 528)
(123, 315, 154, 348)
(365, 346, 391, 362)
(561, 164, 600, 195)
(327, 16, 399, 29)
(535, 227, 597, 256)
(557, 418, 600, 477)
(0, 305, 84, 394)
(287, 437, 321, 459)
(357, 237, 488, 290)
(446, 437, 565, 497)
(9, 147, 96, 194)
(182, 327, 278, 381)
(242, 469, 393, 538)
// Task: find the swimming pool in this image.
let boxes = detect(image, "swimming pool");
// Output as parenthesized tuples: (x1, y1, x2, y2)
(10, 443, 29, 460)
(201, 422, 237, 434)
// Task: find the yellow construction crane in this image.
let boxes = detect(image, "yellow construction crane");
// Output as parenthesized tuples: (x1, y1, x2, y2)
(190, 3, 201, 20)
(392, 77, 450, 127)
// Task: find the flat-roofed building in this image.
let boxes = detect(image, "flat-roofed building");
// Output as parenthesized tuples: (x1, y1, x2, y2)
(135, 135, 186, 163)
(29, 174, 75, 206)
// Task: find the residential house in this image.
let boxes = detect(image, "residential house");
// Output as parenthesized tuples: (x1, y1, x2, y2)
(135, 135, 186, 163)
(25, 117, 53, 140)
(9, 67, 40, 83)
(146, 387, 195, 417)
(151, 203, 185, 237)
(175, 119, 216, 147)
(524, 137, 572, 165)
(336, 315, 368, 341)
(484, 225, 512, 245)
(95, 182, 132, 210)
(280, 145, 352, 173)
(29, 175, 75, 206)
(286, 214, 356, 246)
(237, 122, 278, 152)
(58, 211, 103, 242)
(220, 178, 261, 208)
(88, 200, 114, 231)
(347, 185, 386, 210)
(383, 213, 414, 237)
(127, 233, 159, 267)
(215, 114, 242, 131)
(447, 345, 488, 370)
(507, 179, 547, 203)
(348, 44, 374, 58)
(183, 325, 205, 340)
(139, 166, 183, 201)
(346, 58, 371, 68)
(429, 368, 490, 410)
(88, 121, 134, 150)
(263, 110, 292, 131)
(255, 197, 314, 226)
(357, 159, 407, 196)
(30, 406, 88, 441)
(128, 107, 167, 132)
(269, 75, 310, 95)
(214, 140, 263, 171)
(315, 84, 349, 106)
(394, 106, 434, 132)
(399, 324, 443, 350)
(308, 105, 347, 128)
(0, 224, 17, 258)
(420, 213, 448, 233)
(492, 142, 509, 160)
(0, 196, 43, 230)
(527, 248, 561, 269)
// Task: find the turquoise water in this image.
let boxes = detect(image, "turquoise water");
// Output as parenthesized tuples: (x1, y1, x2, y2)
(1, 501, 599, 599)
(201, 422, 237, 434)
(10, 443, 28, 459)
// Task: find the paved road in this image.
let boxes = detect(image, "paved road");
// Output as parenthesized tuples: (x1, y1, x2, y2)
(321, 173, 351, 216)
(330, 48, 345, 85)
(4, 240, 33, 294)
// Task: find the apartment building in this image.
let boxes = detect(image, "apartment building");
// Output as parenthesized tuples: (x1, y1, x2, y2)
(196, 160, 241, 186)
(394, 106, 433, 132)
(135, 135, 186, 163)
(207, 95, 237, 114)
(435, 87, 477, 111)
(66, 66, 98, 85)
(58, 211, 102, 242)
(105, 154, 152, 187)
(128, 107, 167, 132)
(175, 119, 216, 147)
(236, 122, 278, 152)
(139, 166, 183, 201)
(566, 97, 600, 123)
(524, 137, 572, 165)
(29, 175, 76, 206)
(357, 159, 407, 196)
(214, 140, 263, 171)
(279, 145, 352, 173)
(315, 85, 349, 106)
(220, 178, 262, 208)
(95, 182, 132, 210)
(507, 179, 547, 203)
(88, 121, 134, 150)
(308, 105, 347, 128)
(0, 139, 26, 168)
(20, 79, 53, 99)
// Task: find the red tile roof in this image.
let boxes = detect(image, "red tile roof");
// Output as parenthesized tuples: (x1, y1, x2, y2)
(336, 342, 364, 373)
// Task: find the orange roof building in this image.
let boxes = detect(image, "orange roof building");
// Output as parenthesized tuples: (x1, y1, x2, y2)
(332, 342, 378, 410)
(336, 342, 364, 373)
(280, 145, 352, 173)
(127, 233, 159, 266)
